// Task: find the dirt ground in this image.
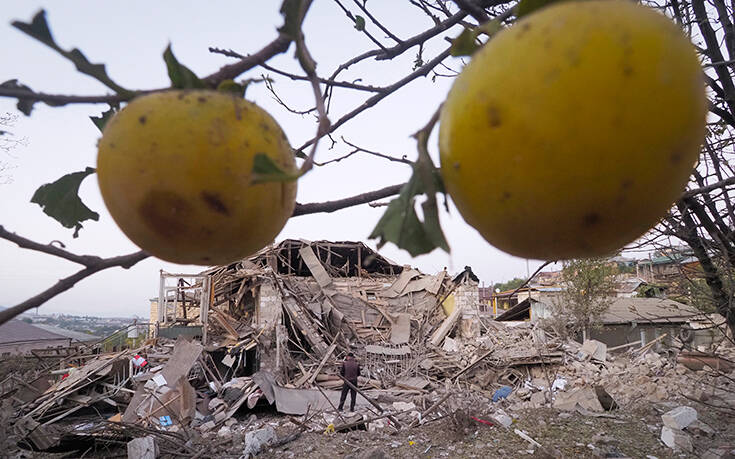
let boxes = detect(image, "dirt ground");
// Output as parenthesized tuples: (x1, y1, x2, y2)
(228, 402, 732, 459)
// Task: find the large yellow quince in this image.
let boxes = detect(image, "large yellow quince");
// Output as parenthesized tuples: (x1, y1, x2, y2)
(97, 90, 297, 265)
(439, 0, 706, 260)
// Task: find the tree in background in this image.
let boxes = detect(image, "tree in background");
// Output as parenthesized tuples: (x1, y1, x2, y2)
(493, 277, 525, 293)
(543, 258, 616, 340)
(0, 112, 24, 185)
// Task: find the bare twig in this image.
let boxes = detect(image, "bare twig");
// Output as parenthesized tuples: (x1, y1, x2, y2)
(333, 0, 389, 50)
(681, 176, 735, 199)
(0, 250, 149, 326)
(350, 0, 404, 43)
(292, 183, 404, 216)
(298, 47, 452, 153)
(0, 225, 103, 267)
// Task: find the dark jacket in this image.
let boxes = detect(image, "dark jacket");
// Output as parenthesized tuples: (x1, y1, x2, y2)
(340, 357, 360, 382)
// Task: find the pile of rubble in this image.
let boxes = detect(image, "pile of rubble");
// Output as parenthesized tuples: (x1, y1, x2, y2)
(1, 240, 734, 456)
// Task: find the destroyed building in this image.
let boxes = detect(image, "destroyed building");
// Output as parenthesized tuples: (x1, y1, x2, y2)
(4, 240, 734, 457)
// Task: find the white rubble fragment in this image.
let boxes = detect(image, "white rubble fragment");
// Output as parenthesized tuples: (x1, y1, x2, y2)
(127, 436, 158, 459)
(661, 406, 697, 430)
(242, 426, 277, 457)
(660, 426, 693, 452)
(443, 337, 459, 353)
(491, 409, 513, 428)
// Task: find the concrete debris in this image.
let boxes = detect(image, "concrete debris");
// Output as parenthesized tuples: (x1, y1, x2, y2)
(579, 339, 607, 362)
(127, 435, 158, 459)
(491, 409, 513, 428)
(701, 447, 735, 459)
(661, 406, 697, 430)
(1, 240, 733, 457)
(242, 426, 277, 457)
(553, 386, 617, 413)
(660, 426, 693, 452)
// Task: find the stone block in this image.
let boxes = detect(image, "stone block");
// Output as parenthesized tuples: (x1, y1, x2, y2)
(661, 426, 693, 452)
(127, 436, 158, 459)
(661, 406, 697, 430)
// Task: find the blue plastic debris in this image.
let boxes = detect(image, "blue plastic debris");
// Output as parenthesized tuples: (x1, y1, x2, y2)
(492, 386, 513, 402)
(159, 415, 173, 426)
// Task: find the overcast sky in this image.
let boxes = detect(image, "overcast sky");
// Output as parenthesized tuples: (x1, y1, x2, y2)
(0, 1, 560, 318)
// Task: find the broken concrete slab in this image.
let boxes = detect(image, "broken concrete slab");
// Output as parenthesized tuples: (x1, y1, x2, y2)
(578, 339, 607, 362)
(553, 387, 603, 412)
(661, 406, 697, 430)
(127, 436, 158, 459)
(661, 426, 693, 452)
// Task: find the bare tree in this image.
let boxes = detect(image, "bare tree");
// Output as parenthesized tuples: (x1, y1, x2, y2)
(0, 112, 25, 184)
(543, 258, 616, 340)
(636, 0, 735, 336)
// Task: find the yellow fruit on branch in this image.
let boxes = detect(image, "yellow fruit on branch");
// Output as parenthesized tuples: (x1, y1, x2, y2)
(439, 0, 706, 260)
(97, 90, 297, 265)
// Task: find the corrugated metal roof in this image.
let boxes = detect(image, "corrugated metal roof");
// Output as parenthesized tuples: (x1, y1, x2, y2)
(0, 320, 69, 344)
(601, 298, 701, 324)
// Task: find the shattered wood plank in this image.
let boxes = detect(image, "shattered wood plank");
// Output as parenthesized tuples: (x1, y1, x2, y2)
(210, 309, 239, 339)
(307, 338, 339, 385)
(161, 338, 203, 384)
(394, 376, 429, 391)
(382, 269, 420, 298)
(282, 296, 329, 358)
(429, 307, 462, 346)
(299, 246, 332, 288)
(409, 392, 451, 427)
(451, 348, 494, 380)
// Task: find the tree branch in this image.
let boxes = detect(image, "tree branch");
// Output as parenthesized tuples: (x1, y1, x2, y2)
(0, 87, 133, 106)
(681, 176, 735, 199)
(201, 35, 294, 87)
(0, 225, 103, 266)
(0, 250, 149, 326)
(298, 47, 452, 153)
(292, 183, 404, 215)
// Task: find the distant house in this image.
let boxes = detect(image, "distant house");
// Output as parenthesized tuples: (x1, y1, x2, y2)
(637, 250, 700, 283)
(614, 277, 667, 298)
(495, 296, 707, 348)
(0, 320, 72, 356)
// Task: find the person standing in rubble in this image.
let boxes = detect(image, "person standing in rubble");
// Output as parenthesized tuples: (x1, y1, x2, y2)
(338, 352, 360, 412)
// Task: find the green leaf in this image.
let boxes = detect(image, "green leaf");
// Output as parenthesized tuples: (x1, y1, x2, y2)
(90, 106, 117, 133)
(450, 18, 505, 57)
(163, 44, 205, 89)
(516, 0, 566, 19)
(369, 164, 449, 256)
(1, 79, 37, 115)
(12, 10, 131, 95)
(354, 15, 366, 31)
(450, 28, 480, 57)
(251, 153, 300, 184)
(216, 79, 246, 97)
(31, 167, 99, 238)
